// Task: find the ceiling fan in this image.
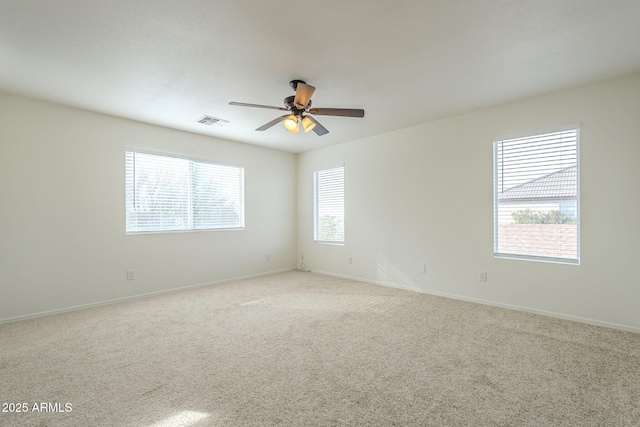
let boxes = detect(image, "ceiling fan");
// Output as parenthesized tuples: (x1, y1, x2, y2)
(229, 80, 365, 136)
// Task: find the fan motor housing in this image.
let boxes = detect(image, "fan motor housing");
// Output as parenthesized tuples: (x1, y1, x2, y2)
(283, 95, 295, 109)
(284, 95, 311, 112)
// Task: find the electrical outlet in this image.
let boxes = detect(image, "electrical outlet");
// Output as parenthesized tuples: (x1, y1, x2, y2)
(127, 270, 135, 281)
(347, 256, 353, 264)
(478, 271, 487, 282)
(265, 254, 270, 262)
(419, 263, 426, 273)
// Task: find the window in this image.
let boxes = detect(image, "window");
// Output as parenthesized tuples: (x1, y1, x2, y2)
(494, 128, 579, 263)
(125, 151, 244, 233)
(314, 165, 345, 244)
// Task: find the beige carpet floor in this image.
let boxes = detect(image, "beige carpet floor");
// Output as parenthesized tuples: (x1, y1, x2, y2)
(1, 271, 640, 426)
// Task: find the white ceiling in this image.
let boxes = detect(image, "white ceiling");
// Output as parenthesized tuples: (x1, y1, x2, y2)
(2, 1, 640, 153)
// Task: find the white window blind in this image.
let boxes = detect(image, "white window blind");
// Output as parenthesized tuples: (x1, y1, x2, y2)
(314, 165, 345, 244)
(125, 151, 244, 233)
(494, 128, 579, 263)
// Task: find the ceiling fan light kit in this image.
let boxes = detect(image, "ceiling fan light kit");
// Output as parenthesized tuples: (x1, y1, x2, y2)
(283, 114, 299, 132)
(301, 116, 316, 133)
(230, 80, 365, 137)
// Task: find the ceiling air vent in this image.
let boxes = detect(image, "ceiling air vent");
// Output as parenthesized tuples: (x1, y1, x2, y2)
(196, 115, 229, 127)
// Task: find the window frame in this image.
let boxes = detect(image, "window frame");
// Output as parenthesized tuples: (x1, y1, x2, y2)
(125, 149, 245, 234)
(493, 126, 580, 264)
(313, 164, 345, 245)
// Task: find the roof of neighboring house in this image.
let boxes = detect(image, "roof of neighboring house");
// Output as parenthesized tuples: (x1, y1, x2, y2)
(498, 165, 577, 201)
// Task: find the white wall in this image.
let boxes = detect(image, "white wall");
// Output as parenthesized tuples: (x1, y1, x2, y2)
(297, 71, 640, 332)
(0, 92, 297, 322)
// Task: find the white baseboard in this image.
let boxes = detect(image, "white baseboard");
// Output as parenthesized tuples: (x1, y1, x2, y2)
(0, 267, 296, 325)
(310, 269, 640, 334)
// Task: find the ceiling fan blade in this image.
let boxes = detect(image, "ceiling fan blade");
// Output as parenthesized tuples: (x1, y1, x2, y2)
(294, 83, 315, 109)
(256, 115, 289, 131)
(229, 102, 287, 111)
(308, 107, 365, 118)
(307, 115, 329, 136)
